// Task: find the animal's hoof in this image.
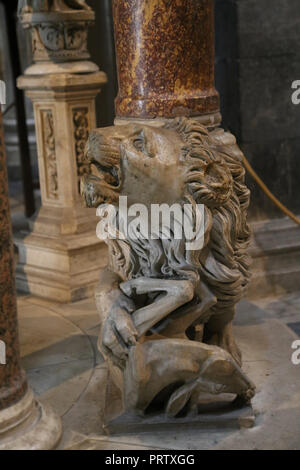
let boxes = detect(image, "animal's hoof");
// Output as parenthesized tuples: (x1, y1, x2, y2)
(234, 386, 256, 407)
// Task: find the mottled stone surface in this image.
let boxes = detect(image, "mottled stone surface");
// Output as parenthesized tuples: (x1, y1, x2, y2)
(113, 0, 219, 118)
(0, 109, 27, 411)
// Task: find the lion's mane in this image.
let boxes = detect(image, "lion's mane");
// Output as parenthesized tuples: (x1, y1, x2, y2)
(107, 118, 251, 314)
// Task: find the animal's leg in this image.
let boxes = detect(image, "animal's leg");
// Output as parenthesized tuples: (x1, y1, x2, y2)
(120, 278, 194, 337)
(95, 268, 138, 369)
(124, 337, 255, 416)
(203, 307, 242, 366)
(166, 351, 255, 417)
(158, 282, 217, 337)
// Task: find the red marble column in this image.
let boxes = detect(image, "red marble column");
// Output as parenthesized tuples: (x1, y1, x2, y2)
(113, 0, 219, 119)
(0, 108, 61, 449)
(0, 108, 27, 411)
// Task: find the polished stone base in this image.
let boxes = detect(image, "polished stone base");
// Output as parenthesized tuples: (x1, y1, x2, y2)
(102, 360, 255, 435)
(104, 403, 255, 436)
(0, 389, 62, 450)
(115, 111, 222, 129)
(15, 230, 107, 303)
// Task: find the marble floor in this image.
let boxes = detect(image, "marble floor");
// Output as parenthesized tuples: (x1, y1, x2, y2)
(16, 290, 300, 450)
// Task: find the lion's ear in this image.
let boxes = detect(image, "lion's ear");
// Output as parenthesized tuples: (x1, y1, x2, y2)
(187, 161, 233, 209)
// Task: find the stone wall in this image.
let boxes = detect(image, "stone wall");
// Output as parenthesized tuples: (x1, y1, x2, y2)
(88, 0, 118, 127)
(215, 0, 300, 221)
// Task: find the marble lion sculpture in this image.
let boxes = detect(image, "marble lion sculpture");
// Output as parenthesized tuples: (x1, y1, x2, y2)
(81, 118, 255, 417)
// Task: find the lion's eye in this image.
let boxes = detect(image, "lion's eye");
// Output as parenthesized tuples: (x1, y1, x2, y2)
(133, 138, 144, 152)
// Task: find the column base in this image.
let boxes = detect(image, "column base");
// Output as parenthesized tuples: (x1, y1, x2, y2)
(15, 230, 107, 303)
(115, 111, 222, 129)
(0, 389, 62, 450)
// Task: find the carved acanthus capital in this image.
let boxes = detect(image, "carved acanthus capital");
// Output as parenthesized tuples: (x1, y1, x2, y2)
(19, 10, 94, 65)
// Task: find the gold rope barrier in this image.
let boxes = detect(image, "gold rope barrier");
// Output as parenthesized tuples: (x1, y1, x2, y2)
(242, 155, 300, 227)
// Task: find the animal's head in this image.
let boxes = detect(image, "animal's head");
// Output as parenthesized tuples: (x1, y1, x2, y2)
(81, 118, 233, 211)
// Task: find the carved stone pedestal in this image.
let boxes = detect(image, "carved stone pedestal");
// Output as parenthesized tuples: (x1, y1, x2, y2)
(16, 3, 108, 302)
(16, 72, 107, 302)
(102, 367, 255, 435)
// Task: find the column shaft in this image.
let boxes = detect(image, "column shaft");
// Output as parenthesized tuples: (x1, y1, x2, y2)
(0, 107, 62, 450)
(0, 108, 27, 411)
(113, 0, 219, 119)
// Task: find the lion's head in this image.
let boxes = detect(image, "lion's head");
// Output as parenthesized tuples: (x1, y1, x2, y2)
(82, 118, 251, 309)
(81, 119, 233, 211)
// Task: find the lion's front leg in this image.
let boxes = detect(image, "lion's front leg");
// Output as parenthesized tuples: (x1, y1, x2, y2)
(204, 308, 242, 366)
(120, 278, 195, 337)
(95, 269, 138, 369)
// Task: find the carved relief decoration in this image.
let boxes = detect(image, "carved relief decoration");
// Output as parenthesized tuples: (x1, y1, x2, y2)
(30, 21, 90, 62)
(73, 107, 89, 188)
(18, 1, 94, 63)
(41, 109, 58, 200)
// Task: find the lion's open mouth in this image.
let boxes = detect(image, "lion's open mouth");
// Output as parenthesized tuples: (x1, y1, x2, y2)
(89, 159, 120, 188)
(81, 143, 122, 208)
